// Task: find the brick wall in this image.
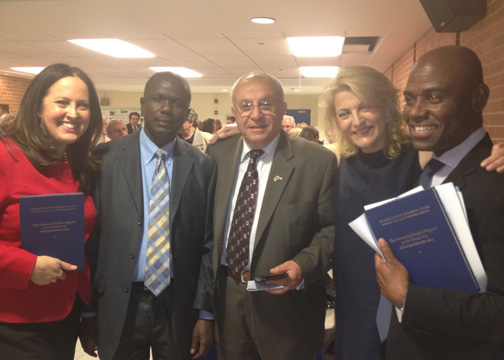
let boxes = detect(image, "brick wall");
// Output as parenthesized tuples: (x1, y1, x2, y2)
(386, 0, 504, 142)
(0, 75, 31, 116)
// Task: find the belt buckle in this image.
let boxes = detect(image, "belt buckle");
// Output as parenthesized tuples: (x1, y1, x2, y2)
(240, 270, 248, 283)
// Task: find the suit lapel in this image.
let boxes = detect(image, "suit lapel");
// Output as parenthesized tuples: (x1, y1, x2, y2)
(444, 134, 492, 191)
(254, 132, 294, 250)
(214, 138, 243, 255)
(170, 138, 194, 224)
(118, 133, 143, 216)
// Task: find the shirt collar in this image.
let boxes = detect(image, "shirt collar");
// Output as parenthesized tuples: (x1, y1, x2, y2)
(240, 133, 280, 163)
(433, 127, 485, 169)
(139, 127, 176, 164)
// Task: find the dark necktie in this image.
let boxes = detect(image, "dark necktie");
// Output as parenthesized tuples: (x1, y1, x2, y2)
(419, 158, 444, 188)
(144, 149, 171, 296)
(226, 149, 264, 275)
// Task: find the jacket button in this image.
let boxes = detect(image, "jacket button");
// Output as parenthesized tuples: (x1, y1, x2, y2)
(122, 286, 129, 293)
(137, 220, 143, 226)
(129, 252, 135, 259)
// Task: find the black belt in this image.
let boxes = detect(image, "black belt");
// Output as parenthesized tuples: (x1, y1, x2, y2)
(132, 282, 149, 291)
(221, 265, 250, 283)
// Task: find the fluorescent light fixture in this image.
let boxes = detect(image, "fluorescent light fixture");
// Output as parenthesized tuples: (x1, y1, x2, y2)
(68, 39, 155, 58)
(287, 36, 345, 57)
(222, 89, 229, 92)
(251, 17, 275, 24)
(300, 66, 339, 78)
(292, 89, 301, 92)
(149, 67, 203, 78)
(10, 67, 44, 75)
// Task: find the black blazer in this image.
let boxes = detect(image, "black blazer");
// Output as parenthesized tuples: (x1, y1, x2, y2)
(88, 132, 215, 360)
(386, 134, 504, 360)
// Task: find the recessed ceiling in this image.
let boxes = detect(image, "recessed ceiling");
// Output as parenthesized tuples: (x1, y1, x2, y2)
(0, 0, 432, 94)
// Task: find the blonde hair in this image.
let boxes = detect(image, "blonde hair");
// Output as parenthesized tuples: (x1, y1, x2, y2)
(323, 66, 410, 158)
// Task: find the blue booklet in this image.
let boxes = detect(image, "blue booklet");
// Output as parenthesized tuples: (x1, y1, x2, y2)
(365, 187, 479, 293)
(19, 193, 85, 270)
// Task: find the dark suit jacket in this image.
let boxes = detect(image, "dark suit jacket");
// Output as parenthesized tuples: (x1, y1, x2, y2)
(127, 123, 142, 134)
(207, 131, 337, 355)
(386, 134, 504, 360)
(88, 132, 215, 360)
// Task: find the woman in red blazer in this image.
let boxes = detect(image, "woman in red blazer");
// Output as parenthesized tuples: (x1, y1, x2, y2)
(0, 64, 102, 360)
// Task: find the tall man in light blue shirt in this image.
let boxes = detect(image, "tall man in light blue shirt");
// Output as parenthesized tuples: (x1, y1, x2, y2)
(375, 46, 504, 359)
(87, 72, 215, 360)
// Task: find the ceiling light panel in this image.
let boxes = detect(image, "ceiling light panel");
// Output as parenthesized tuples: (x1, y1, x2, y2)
(287, 36, 345, 57)
(68, 39, 155, 58)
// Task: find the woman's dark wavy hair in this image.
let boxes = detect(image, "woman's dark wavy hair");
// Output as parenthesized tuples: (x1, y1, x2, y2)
(2, 63, 102, 193)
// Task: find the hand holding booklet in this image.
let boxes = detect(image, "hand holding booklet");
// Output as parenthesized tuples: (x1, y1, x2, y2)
(349, 183, 487, 293)
(19, 193, 85, 270)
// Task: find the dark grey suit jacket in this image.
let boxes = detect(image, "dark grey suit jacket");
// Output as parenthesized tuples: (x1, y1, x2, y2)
(88, 132, 215, 360)
(386, 134, 504, 360)
(207, 131, 337, 356)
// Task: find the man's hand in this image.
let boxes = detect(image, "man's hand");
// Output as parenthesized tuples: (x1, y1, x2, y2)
(190, 319, 214, 359)
(209, 124, 239, 144)
(375, 238, 410, 308)
(79, 316, 98, 357)
(265, 260, 303, 295)
(29, 256, 77, 286)
(481, 142, 504, 173)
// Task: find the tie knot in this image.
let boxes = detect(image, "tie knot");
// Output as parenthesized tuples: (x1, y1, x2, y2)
(249, 149, 264, 160)
(156, 149, 166, 160)
(424, 158, 444, 175)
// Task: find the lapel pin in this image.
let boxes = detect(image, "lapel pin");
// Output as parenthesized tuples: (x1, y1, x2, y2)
(273, 175, 283, 182)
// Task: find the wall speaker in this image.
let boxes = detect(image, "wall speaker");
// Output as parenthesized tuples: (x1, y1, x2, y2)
(419, 0, 487, 33)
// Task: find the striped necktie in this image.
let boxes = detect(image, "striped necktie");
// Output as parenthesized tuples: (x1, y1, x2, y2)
(145, 149, 171, 296)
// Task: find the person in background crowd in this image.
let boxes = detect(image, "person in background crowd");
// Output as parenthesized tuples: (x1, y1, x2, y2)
(106, 119, 128, 140)
(281, 115, 295, 132)
(178, 108, 213, 153)
(0, 113, 15, 134)
(215, 119, 222, 132)
(126, 112, 141, 134)
(98, 116, 110, 144)
(0, 63, 102, 360)
(201, 118, 217, 134)
(299, 125, 320, 143)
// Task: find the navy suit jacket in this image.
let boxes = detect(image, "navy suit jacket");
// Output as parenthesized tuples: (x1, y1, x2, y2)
(386, 134, 504, 360)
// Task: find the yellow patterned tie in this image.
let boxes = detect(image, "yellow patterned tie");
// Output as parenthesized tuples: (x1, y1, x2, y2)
(145, 149, 171, 296)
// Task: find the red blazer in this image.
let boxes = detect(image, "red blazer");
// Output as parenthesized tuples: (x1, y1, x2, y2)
(0, 139, 95, 323)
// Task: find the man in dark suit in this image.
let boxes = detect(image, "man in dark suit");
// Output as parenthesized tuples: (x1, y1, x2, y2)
(207, 72, 337, 359)
(375, 46, 504, 359)
(88, 72, 215, 360)
(127, 111, 142, 134)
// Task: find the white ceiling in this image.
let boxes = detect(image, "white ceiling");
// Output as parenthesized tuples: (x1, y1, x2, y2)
(0, 0, 432, 94)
